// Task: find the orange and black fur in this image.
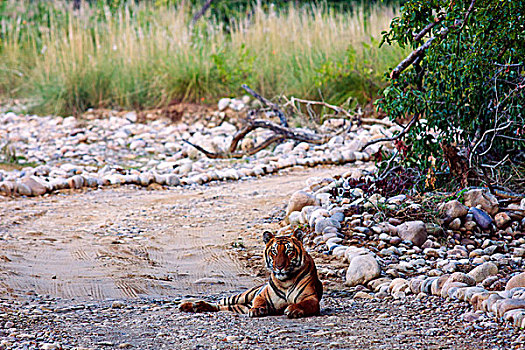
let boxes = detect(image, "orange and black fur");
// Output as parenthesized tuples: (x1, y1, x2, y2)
(179, 230, 323, 318)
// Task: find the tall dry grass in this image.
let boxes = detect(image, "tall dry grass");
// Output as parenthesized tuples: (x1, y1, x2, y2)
(0, 1, 407, 115)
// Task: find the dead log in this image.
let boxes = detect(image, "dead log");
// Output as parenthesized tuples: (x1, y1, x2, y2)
(183, 117, 331, 159)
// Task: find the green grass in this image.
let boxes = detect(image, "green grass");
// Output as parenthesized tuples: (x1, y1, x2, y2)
(0, 0, 408, 116)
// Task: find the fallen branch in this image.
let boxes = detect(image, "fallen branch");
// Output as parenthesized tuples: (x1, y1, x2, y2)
(283, 96, 394, 129)
(184, 117, 331, 159)
(284, 97, 353, 118)
(242, 84, 288, 127)
(359, 113, 419, 152)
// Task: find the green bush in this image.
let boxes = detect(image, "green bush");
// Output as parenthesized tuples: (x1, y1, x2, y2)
(379, 0, 525, 190)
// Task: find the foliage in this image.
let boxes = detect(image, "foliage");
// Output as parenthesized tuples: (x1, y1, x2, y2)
(0, 0, 407, 116)
(378, 0, 525, 191)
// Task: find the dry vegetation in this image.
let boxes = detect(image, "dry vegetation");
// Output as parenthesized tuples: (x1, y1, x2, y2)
(0, 0, 407, 115)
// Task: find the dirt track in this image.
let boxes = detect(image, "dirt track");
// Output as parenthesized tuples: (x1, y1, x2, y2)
(0, 166, 344, 300)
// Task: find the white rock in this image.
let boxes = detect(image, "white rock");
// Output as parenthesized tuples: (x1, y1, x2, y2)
(218, 98, 231, 111)
(345, 253, 381, 287)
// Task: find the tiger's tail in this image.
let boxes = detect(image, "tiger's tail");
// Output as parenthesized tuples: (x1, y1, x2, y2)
(179, 285, 262, 314)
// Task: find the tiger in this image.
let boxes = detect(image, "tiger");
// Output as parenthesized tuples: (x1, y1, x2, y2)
(179, 229, 323, 318)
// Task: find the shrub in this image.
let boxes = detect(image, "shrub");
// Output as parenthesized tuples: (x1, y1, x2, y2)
(378, 0, 525, 191)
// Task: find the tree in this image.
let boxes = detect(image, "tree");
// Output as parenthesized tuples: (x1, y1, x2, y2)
(379, 0, 525, 190)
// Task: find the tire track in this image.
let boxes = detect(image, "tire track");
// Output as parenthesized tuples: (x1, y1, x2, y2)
(0, 165, 351, 300)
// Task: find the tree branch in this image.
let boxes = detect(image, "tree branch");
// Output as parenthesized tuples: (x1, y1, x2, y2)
(390, 0, 475, 79)
(359, 113, 419, 152)
(191, 0, 215, 24)
(242, 84, 288, 127)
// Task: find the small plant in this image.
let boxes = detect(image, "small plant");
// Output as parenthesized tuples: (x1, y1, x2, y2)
(0, 142, 17, 164)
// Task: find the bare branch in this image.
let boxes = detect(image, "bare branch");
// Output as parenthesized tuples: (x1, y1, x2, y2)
(191, 0, 215, 24)
(184, 117, 333, 159)
(285, 97, 353, 118)
(390, 36, 438, 79)
(359, 113, 419, 152)
(413, 15, 444, 41)
(391, 0, 475, 79)
(242, 85, 288, 127)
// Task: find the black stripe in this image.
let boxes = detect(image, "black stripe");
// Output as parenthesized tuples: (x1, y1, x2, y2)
(297, 291, 316, 301)
(267, 293, 276, 312)
(269, 278, 286, 300)
(293, 276, 312, 303)
(289, 266, 310, 293)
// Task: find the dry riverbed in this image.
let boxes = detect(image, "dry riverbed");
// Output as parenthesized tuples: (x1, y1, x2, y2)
(0, 166, 521, 349)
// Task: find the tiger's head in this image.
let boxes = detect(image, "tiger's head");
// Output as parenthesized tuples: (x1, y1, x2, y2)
(263, 229, 306, 281)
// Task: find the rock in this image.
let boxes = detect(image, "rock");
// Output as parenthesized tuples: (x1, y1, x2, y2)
(0, 181, 15, 195)
(431, 275, 450, 296)
(496, 299, 525, 318)
(462, 312, 482, 322)
(449, 272, 475, 286)
(68, 175, 85, 189)
(481, 276, 499, 289)
(421, 277, 438, 294)
(463, 287, 487, 302)
(344, 247, 369, 264)
(368, 277, 392, 292)
(396, 221, 427, 247)
(111, 301, 125, 309)
(485, 294, 504, 313)
(387, 195, 406, 205)
(409, 279, 423, 294)
(15, 182, 32, 196)
(21, 176, 48, 196)
(288, 211, 302, 226)
(467, 262, 498, 283)
(345, 254, 381, 287)
(469, 207, 493, 231)
(494, 212, 511, 229)
(442, 200, 469, 219)
(506, 273, 525, 291)
(441, 282, 468, 299)
(353, 291, 373, 299)
(218, 98, 231, 111)
(165, 174, 181, 186)
(449, 218, 462, 230)
(471, 292, 493, 311)
(194, 277, 225, 284)
(463, 188, 499, 216)
(389, 278, 410, 294)
(129, 139, 146, 150)
(286, 191, 318, 218)
(504, 309, 525, 327)
(315, 218, 341, 234)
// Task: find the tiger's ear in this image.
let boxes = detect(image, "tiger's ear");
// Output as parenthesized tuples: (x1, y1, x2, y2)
(263, 231, 274, 244)
(292, 228, 305, 242)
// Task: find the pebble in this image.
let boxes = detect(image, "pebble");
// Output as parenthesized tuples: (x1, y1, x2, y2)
(0, 111, 387, 197)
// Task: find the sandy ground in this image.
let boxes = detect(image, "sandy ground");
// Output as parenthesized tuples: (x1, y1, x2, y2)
(0, 166, 344, 301)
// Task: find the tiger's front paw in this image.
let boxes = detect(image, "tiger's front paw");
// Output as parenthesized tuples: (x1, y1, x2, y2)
(284, 305, 305, 319)
(248, 307, 268, 317)
(179, 302, 196, 313)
